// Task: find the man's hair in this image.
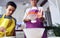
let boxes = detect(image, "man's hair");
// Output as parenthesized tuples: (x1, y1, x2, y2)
(6, 1, 17, 9)
(37, 0, 39, 3)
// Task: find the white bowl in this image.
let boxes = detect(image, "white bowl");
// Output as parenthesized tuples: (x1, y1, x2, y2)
(23, 28, 45, 38)
(1, 36, 16, 38)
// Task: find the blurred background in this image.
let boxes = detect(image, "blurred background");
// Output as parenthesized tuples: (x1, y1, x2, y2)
(0, 0, 60, 38)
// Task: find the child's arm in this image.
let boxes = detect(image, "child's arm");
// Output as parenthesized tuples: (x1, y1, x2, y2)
(37, 7, 45, 21)
(23, 9, 31, 23)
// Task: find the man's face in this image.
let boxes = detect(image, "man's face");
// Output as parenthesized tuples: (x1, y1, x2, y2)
(30, 0, 38, 6)
(6, 5, 16, 16)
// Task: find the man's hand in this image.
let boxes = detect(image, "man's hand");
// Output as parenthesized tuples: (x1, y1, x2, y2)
(0, 27, 5, 32)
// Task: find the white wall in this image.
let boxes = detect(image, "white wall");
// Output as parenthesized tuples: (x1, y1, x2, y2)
(48, 0, 60, 26)
(12, 3, 31, 22)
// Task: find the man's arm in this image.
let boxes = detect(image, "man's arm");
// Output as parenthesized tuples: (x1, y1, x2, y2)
(4, 17, 16, 36)
(0, 16, 12, 36)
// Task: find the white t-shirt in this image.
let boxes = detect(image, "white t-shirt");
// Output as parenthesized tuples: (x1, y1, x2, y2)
(23, 7, 44, 20)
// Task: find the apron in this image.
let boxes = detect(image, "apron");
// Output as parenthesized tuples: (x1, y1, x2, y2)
(0, 14, 16, 37)
(26, 9, 44, 28)
(25, 9, 47, 38)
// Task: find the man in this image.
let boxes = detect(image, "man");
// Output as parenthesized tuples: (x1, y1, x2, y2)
(0, 1, 17, 37)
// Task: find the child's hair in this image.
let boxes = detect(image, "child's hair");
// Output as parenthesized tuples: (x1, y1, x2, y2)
(6, 1, 17, 9)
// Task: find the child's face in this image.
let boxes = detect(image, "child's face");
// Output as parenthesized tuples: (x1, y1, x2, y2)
(30, 0, 38, 6)
(6, 5, 15, 16)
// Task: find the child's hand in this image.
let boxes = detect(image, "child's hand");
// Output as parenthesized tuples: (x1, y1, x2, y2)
(24, 19, 31, 22)
(37, 12, 42, 18)
(37, 10, 43, 18)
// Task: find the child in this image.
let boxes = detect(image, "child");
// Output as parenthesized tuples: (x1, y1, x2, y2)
(23, 0, 47, 38)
